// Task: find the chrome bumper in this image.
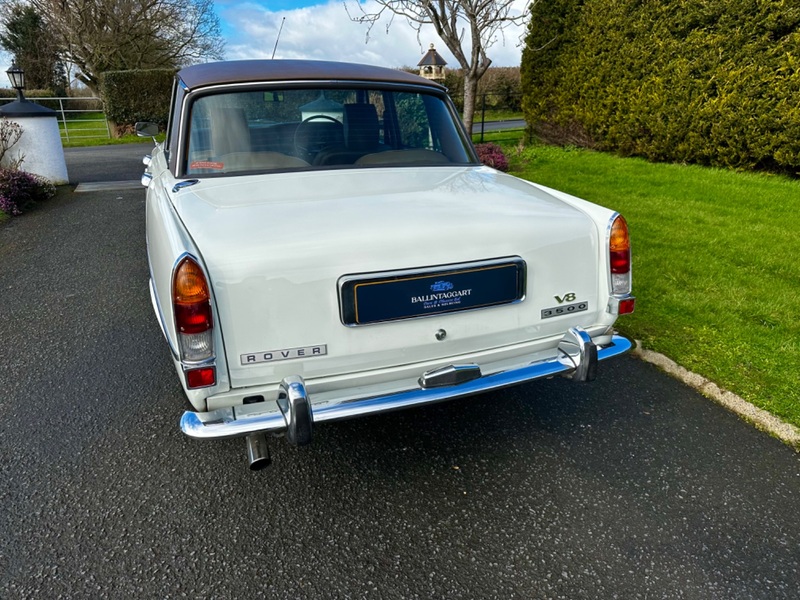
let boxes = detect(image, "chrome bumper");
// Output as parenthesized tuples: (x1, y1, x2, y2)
(180, 328, 632, 441)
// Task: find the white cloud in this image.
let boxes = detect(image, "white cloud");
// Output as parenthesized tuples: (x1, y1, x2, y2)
(219, 0, 528, 69)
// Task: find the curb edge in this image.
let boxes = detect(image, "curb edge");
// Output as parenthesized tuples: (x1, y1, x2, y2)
(631, 341, 800, 450)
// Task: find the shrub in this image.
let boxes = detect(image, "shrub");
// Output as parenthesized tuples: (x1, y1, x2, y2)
(521, 0, 800, 175)
(99, 69, 174, 136)
(0, 89, 58, 111)
(475, 142, 510, 171)
(0, 194, 21, 216)
(0, 169, 56, 217)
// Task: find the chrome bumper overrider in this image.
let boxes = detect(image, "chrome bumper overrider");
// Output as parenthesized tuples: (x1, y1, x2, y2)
(180, 328, 632, 441)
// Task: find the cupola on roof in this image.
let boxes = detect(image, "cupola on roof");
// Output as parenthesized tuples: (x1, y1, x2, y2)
(417, 44, 447, 67)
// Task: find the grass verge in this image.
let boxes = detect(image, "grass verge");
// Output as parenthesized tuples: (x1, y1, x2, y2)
(62, 134, 158, 148)
(59, 112, 166, 147)
(472, 109, 524, 122)
(484, 131, 800, 430)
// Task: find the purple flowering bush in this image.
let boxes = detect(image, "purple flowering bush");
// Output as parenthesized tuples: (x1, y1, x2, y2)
(474, 142, 510, 172)
(0, 169, 56, 217)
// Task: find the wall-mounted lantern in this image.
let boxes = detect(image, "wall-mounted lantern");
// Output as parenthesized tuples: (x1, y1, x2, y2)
(6, 63, 25, 102)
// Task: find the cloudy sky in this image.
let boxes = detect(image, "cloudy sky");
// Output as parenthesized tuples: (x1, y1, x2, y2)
(0, 0, 527, 87)
(215, 0, 529, 69)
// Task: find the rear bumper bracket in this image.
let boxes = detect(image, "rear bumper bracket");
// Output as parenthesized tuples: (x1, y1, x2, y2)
(277, 375, 313, 446)
(557, 326, 598, 382)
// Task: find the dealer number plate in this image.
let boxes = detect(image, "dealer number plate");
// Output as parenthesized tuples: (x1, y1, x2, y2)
(339, 258, 526, 326)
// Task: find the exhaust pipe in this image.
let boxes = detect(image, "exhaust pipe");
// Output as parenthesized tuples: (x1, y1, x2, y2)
(246, 433, 271, 470)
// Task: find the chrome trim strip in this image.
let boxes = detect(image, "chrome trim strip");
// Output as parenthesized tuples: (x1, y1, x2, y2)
(181, 356, 216, 370)
(172, 179, 199, 193)
(338, 257, 525, 292)
(148, 277, 179, 360)
(180, 333, 632, 440)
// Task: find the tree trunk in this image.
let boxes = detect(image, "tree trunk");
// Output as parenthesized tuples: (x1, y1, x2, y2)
(76, 72, 100, 97)
(462, 73, 479, 135)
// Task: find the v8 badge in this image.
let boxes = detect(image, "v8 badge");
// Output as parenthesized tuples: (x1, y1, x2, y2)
(554, 292, 576, 304)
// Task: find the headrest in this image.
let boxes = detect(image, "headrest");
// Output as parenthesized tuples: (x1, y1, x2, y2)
(344, 104, 379, 150)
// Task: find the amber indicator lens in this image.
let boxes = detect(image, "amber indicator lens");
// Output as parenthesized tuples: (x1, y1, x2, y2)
(174, 258, 210, 304)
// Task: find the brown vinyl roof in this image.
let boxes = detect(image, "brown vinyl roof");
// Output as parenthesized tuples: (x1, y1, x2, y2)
(178, 60, 445, 91)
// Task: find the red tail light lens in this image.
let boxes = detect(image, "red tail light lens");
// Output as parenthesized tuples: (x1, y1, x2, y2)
(186, 367, 216, 389)
(618, 297, 636, 315)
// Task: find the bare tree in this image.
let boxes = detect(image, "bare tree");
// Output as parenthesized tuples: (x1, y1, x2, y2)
(348, 0, 529, 133)
(26, 0, 224, 94)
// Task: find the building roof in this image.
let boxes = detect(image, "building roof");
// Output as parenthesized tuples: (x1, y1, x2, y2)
(417, 45, 448, 67)
(178, 60, 445, 91)
(0, 98, 56, 118)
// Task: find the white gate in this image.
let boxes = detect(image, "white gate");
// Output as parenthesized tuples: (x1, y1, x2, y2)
(0, 96, 111, 141)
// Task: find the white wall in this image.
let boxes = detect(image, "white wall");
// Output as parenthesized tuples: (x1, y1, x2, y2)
(3, 116, 69, 184)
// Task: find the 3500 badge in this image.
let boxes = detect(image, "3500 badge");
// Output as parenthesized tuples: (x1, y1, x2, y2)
(541, 301, 588, 319)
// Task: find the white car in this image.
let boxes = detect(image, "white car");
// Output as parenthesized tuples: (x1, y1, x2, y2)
(137, 60, 635, 470)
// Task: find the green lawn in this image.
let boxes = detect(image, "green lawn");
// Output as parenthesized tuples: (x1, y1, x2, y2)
(486, 133, 800, 429)
(58, 112, 164, 147)
(59, 111, 112, 145)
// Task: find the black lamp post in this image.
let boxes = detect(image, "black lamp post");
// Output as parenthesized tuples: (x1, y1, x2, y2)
(1, 62, 54, 118)
(7, 63, 26, 102)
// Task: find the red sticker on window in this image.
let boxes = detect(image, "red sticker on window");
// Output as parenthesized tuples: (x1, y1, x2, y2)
(190, 160, 225, 170)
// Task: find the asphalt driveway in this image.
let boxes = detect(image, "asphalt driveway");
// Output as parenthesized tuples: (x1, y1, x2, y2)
(64, 142, 153, 184)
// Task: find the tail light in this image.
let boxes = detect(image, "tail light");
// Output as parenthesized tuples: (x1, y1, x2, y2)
(173, 256, 215, 387)
(609, 214, 631, 295)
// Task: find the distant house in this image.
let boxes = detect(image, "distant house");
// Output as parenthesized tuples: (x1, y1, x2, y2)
(417, 44, 447, 81)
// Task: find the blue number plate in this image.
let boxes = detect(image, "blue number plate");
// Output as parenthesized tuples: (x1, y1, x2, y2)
(339, 258, 526, 326)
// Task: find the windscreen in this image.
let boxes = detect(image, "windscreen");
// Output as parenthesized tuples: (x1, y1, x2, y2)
(184, 86, 476, 176)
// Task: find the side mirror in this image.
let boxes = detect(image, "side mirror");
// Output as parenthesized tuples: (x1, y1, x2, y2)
(135, 121, 159, 138)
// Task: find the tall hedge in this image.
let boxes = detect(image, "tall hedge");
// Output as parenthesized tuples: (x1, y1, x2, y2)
(0, 88, 57, 110)
(521, 0, 800, 174)
(99, 69, 174, 136)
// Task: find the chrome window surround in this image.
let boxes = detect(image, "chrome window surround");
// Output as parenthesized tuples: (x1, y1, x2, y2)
(174, 79, 477, 179)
